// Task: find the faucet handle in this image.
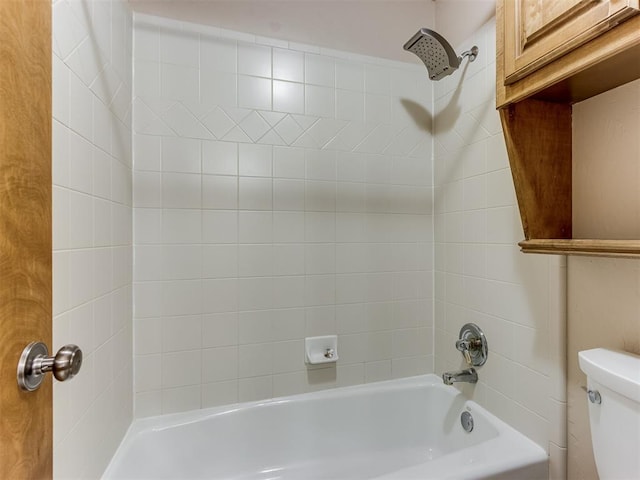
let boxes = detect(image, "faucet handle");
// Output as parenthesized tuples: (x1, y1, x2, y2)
(455, 339, 473, 365)
(455, 324, 488, 367)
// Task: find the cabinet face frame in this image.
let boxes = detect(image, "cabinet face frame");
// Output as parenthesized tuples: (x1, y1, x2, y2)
(504, 0, 639, 84)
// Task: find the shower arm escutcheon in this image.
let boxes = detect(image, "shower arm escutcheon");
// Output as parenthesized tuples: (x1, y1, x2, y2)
(455, 323, 488, 367)
(459, 46, 479, 63)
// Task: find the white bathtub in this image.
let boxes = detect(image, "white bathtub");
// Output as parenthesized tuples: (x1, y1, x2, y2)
(103, 375, 547, 479)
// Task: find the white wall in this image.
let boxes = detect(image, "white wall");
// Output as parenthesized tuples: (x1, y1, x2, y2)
(568, 78, 640, 480)
(432, 19, 567, 478)
(132, 14, 435, 416)
(52, 0, 133, 477)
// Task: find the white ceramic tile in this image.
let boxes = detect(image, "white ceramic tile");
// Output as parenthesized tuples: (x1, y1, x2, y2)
(162, 245, 202, 280)
(273, 48, 304, 82)
(162, 280, 202, 316)
(238, 75, 272, 110)
(202, 210, 238, 244)
(67, 191, 93, 249)
(273, 179, 305, 211)
(273, 80, 305, 114)
(202, 279, 238, 313)
(305, 181, 336, 212)
(239, 376, 273, 402)
(161, 349, 201, 388)
(486, 168, 516, 207)
(201, 141, 237, 176)
(239, 143, 272, 177)
(272, 372, 307, 397)
(305, 54, 335, 87)
(238, 277, 274, 310)
(336, 60, 364, 91)
(161, 137, 201, 173)
(201, 36, 236, 73)
(238, 42, 271, 78)
(162, 209, 201, 244)
(135, 391, 162, 418)
(238, 245, 273, 277)
(135, 354, 161, 392)
(305, 85, 335, 118)
(202, 380, 239, 407)
(160, 29, 199, 67)
(162, 315, 202, 352)
(69, 73, 94, 141)
(239, 111, 271, 142)
(239, 343, 273, 377)
(305, 275, 335, 306)
(274, 116, 305, 145)
(201, 70, 238, 108)
(336, 89, 364, 121)
(273, 244, 305, 275)
(365, 64, 391, 95)
(161, 64, 199, 102)
(202, 175, 238, 210)
(162, 385, 201, 414)
(239, 177, 273, 210)
(305, 305, 336, 336)
(273, 212, 305, 243)
(135, 318, 162, 354)
(305, 212, 335, 242)
(202, 245, 238, 279)
(68, 132, 93, 194)
(238, 310, 273, 344)
(305, 244, 335, 275)
(273, 276, 305, 309)
(202, 346, 238, 383)
(202, 312, 238, 348)
(239, 211, 272, 243)
(162, 172, 201, 209)
(306, 149, 337, 181)
(364, 94, 391, 123)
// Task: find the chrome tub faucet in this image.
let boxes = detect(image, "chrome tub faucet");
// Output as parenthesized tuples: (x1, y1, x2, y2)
(442, 323, 488, 386)
(442, 367, 478, 385)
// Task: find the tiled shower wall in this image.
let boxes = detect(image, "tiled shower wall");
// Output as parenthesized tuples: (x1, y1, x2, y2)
(432, 19, 567, 476)
(52, 0, 133, 478)
(132, 14, 435, 416)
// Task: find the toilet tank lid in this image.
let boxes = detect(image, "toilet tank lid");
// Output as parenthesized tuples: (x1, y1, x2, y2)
(579, 348, 640, 403)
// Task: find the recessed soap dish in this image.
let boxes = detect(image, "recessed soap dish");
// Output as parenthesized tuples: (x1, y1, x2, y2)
(305, 335, 338, 365)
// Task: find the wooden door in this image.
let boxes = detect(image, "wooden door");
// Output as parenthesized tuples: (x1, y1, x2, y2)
(504, 0, 639, 84)
(0, 1, 53, 478)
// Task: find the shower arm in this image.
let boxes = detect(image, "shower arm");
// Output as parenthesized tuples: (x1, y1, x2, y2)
(458, 46, 479, 64)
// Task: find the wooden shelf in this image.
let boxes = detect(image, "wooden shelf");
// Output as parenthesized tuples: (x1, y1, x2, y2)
(520, 240, 640, 258)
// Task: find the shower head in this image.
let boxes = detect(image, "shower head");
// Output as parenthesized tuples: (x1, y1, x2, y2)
(403, 28, 478, 81)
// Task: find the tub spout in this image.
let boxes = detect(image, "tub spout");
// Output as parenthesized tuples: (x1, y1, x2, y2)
(442, 367, 478, 385)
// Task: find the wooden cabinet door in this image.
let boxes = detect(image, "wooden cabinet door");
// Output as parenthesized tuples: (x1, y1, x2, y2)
(0, 1, 53, 478)
(504, 0, 639, 84)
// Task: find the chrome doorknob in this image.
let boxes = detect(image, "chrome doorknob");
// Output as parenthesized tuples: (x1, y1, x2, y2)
(17, 342, 83, 391)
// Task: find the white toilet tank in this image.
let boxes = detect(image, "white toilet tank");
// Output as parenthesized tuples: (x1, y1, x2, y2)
(578, 348, 640, 480)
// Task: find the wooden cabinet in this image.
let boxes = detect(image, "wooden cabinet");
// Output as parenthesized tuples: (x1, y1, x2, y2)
(504, 0, 639, 84)
(497, 0, 640, 257)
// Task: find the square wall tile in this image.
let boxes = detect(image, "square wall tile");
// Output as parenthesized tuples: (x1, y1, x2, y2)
(305, 53, 335, 87)
(238, 43, 271, 78)
(238, 75, 272, 110)
(273, 48, 304, 82)
(273, 80, 305, 114)
(306, 85, 335, 118)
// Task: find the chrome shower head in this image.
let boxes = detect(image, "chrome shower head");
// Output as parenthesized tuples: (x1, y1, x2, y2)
(403, 28, 478, 81)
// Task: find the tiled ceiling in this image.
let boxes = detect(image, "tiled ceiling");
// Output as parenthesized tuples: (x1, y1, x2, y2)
(128, 0, 496, 63)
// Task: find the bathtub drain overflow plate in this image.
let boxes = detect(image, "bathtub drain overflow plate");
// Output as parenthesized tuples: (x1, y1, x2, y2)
(461, 411, 474, 433)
